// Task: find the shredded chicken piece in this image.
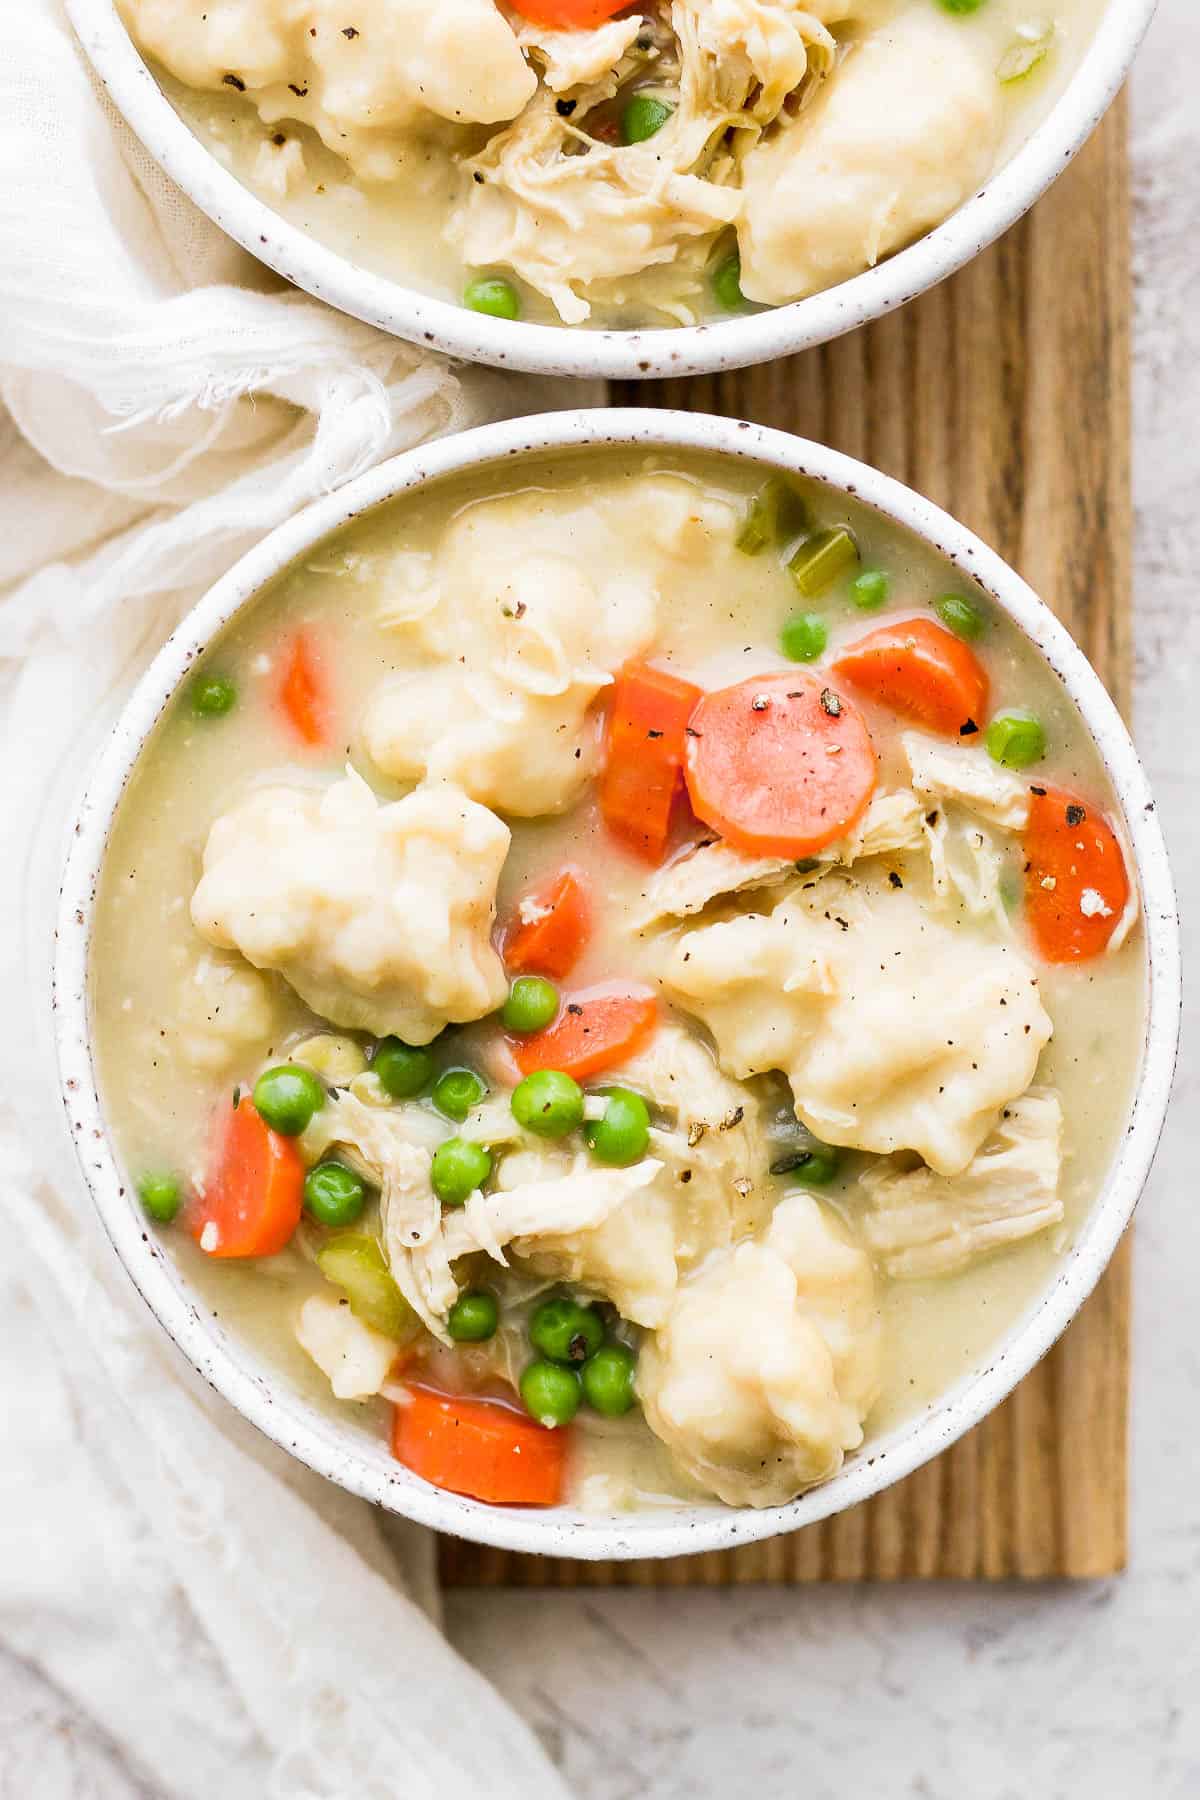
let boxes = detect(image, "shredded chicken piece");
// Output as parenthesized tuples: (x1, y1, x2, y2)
(855, 1089, 1064, 1279)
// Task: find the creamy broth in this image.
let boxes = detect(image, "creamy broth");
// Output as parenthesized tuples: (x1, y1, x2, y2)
(121, 0, 1109, 330)
(92, 448, 1143, 1511)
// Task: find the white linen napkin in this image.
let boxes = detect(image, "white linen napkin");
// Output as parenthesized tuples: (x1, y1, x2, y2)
(0, 5, 577, 1794)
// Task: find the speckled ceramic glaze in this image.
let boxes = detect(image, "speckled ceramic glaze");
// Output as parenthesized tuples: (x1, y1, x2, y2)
(54, 411, 1180, 1559)
(68, 0, 1157, 380)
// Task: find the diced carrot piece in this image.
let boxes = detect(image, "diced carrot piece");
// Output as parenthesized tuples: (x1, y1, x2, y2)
(507, 0, 628, 26)
(684, 671, 877, 858)
(190, 1096, 304, 1259)
(392, 1386, 567, 1506)
(1023, 786, 1131, 963)
(511, 985, 659, 1081)
(503, 867, 592, 980)
(277, 630, 332, 749)
(599, 662, 703, 864)
(832, 617, 989, 738)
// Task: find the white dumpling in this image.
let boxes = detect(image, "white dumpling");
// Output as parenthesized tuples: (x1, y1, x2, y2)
(737, 6, 1003, 304)
(657, 873, 1052, 1176)
(172, 951, 277, 1074)
(363, 478, 730, 816)
(294, 1293, 399, 1401)
(118, 0, 536, 179)
(855, 1088, 1064, 1279)
(191, 771, 508, 1042)
(638, 1195, 880, 1506)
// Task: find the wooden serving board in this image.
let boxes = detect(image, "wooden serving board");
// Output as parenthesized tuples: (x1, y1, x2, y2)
(440, 98, 1132, 1587)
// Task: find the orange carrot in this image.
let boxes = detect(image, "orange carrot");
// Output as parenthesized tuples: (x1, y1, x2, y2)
(190, 1096, 304, 1259)
(832, 617, 989, 738)
(511, 984, 658, 1081)
(684, 670, 877, 857)
(507, 0, 629, 26)
(504, 867, 592, 980)
(277, 630, 332, 749)
(1023, 786, 1131, 963)
(599, 662, 702, 864)
(392, 1386, 567, 1506)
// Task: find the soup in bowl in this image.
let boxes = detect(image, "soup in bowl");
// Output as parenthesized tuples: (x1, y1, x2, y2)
(55, 411, 1177, 1556)
(71, 0, 1156, 374)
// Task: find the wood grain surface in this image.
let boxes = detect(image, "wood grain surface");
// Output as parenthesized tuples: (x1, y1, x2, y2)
(440, 97, 1131, 1588)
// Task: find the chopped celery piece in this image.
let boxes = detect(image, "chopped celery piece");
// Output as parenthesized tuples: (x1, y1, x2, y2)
(788, 527, 860, 597)
(735, 476, 809, 555)
(986, 710, 1046, 769)
(316, 1234, 415, 1341)
(998, 26, 1055, 84)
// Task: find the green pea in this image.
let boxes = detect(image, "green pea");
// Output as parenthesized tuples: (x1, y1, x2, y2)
(582, 1343, 638, 1417)
(432, 1067, 486, 1121)
(933, 593, 986, 641)
(780, 612, 828, 664)
(138, 1172, 180, 1224)
(851, 569, 889, 611)
(502, 976, 559, 1034)
(585, 1087, 651, 1167)
(769, 1138, 840, 1185)
(520, 1359, 582, 1428)
(621, 93, 673, 144)
(789, 527, 860, 598)
(735, 475, 808, 554)
(303, 1160, 365, 1228)
(447, 1290, 499, 1343)
(252, 1064, 325, 1136)
(463, 275, 520, 320)
(711, 251, 745, 313)
(986, 709, 1047, 770)
(189, 673, 236, 718)
(529, 1296, 605, 1366)
(938, 0, 986, 11)
(431, 1137, 492, 1207)
(511, 1069, 584, 1140)
(372, 1037, 435, 1098)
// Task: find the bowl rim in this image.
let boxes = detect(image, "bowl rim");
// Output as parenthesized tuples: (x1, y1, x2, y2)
(54, 408, 1181, 1559)
(68, 0, 1157, 380)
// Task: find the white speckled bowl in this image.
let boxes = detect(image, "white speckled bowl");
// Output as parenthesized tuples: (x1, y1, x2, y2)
(55, 411, 1180, 1559)
(69, 0, 1157, 380)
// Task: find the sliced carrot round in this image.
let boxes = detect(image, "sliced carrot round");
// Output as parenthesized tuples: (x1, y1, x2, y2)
(832, 617, 989, 738)
(506, 0, 629, 26)
(190, 1096, 304, 1259)
(1023, 786, 1131, 963)
(511, 984, 658, 1082)
(503, 867, 592, 981)
(392, 1386, 567, 1506)
(683, 671, 877, 858)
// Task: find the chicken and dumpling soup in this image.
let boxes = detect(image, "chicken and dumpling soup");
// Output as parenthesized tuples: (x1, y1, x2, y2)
(118, 0, 1109, 330)
(92, 449, 1143, 1512)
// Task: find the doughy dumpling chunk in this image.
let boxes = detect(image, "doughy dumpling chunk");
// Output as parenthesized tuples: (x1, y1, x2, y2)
(364, 479, 729, 816)
(638, 1195, 880, 1506)
(294, 1293, 399, 1401)
(173, 951, 277, 1074)
(856, 1088, 1064, 1279)
(738, 6, 1003, 304)
(191, 771, 508, 1042)
(657, 873, 1052, 1176)
(118, 0, 536, 180)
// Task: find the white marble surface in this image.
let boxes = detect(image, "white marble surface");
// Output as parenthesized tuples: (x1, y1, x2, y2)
(6, 5, 1198, 1795)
